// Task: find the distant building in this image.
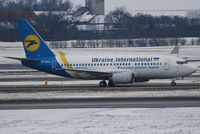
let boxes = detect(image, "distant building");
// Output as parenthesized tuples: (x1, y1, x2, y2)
(0, 11, 36, 21)
(85, 0, 104, 15)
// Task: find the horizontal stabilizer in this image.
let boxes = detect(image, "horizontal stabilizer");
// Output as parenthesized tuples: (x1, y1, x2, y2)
(4, 57, 40, 63)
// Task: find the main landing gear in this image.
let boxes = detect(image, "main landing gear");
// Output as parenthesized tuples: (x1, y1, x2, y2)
(99, 80, 115, 87)
(108, 80, 115, 87)
(171, 81, 176, 86)
(99, 81, 107, 87)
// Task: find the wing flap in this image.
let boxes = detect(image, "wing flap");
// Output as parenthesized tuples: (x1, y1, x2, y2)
(65, 68, 113, 79)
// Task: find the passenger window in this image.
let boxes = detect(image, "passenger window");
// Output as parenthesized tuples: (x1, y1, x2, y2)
(154, 63, 156, 65)
(135, 63, 137, 66)
(110, 63, 112, 66)
(129, 63, 131, 66)
(88, 64, 90, 66)
(91, 64, 93, 66)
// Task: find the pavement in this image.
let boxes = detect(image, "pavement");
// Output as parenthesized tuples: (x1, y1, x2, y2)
(0, 97, 200, 110)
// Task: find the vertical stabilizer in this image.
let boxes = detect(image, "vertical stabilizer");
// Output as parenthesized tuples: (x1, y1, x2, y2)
(17, 19, 54, 58)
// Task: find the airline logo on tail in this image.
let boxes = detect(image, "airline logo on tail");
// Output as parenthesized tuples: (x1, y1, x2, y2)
(24, 35, 40, 52)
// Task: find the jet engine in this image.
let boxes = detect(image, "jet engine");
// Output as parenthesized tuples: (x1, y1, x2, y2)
(112, 72, 134, 84)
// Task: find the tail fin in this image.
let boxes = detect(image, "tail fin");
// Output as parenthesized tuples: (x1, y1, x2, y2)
(17, 19, 54, 58)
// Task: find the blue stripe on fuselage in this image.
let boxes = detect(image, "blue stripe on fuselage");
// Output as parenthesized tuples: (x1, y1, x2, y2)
(21, 56, 72, 78)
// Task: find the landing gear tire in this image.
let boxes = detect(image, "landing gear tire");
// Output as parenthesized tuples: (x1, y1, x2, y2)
(108, 80, 115, 87)
(171, 81, 176, 86)
(99, 81, 107, 87)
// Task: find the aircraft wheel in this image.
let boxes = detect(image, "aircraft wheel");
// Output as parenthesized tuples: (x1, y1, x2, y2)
(171, 81, 176, 86)
(99, 81, 107, 87)
(108, 80, 115, 87)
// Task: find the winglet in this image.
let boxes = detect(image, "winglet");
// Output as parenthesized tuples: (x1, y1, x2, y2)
(170, 45, 180, 57)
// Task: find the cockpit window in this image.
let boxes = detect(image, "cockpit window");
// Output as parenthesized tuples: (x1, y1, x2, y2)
(176, 61, 188, 65)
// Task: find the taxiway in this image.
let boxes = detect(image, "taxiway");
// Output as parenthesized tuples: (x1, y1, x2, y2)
(0, 97, 200, 110)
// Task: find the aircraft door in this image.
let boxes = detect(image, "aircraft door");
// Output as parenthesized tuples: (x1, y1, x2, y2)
(51, 60, 58, 71)
(164, 59, 169, 70)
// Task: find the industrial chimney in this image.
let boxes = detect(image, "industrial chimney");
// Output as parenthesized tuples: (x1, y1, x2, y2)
(85, 0, 104, 15)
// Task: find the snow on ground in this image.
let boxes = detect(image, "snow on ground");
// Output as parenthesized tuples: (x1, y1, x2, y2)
(128, 10, 188, 17)
(1, 45, 200, 64)
(0, 108, 200, 134)
(1, 82, 200, 100)
(1, 88, 200, 100)
(0, 78, 198, 86)
(0, 80, 99, 86)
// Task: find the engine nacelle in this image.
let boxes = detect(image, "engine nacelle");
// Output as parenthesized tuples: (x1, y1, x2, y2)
(112, 72, 134, 84)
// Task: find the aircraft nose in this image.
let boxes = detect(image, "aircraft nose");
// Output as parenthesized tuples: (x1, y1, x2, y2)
(189, 64, 198, 74)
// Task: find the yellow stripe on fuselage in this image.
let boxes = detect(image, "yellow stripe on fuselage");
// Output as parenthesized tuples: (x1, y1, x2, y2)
(58, 51, 82, 78)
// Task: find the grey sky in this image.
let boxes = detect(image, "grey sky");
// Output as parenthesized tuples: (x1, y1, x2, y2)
(72, 0, 200, 10)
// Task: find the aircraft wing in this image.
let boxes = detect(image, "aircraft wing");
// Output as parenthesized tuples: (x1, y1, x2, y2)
(65, 68, 113, 79)
(182, 57, 200, 68)
(185, 59, 200, 62)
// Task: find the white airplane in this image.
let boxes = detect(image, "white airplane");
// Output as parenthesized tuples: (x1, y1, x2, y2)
(6, 19, 198, 87)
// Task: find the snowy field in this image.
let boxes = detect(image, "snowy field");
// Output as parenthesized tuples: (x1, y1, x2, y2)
(1, 45, 200, 134)
(1, 44, 200, 64)
(0, 108, 200, 134)
(1, 85, 200, 100)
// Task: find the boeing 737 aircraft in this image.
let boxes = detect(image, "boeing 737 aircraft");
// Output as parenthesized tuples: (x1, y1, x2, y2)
(6, 19, 198, 87)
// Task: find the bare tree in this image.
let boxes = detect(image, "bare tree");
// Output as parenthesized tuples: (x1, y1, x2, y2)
(196, 38, 200, 45)
(105, 7, 123, 23)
